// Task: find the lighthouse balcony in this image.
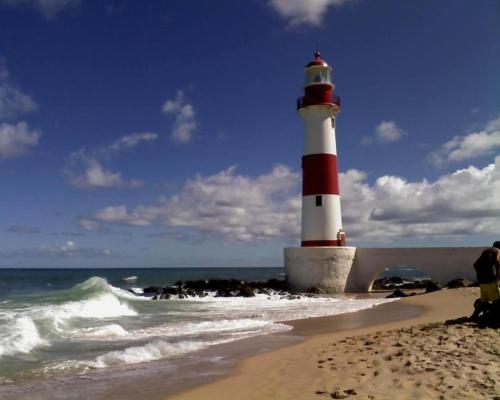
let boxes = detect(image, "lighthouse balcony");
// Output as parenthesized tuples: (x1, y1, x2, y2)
(297, 94, 341, 110)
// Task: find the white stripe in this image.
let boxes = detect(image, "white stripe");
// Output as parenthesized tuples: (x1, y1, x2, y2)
(300, 106, 337, 156)
(301, 194, 342, 242)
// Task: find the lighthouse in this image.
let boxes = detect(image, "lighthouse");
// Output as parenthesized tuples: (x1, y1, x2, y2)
(297, 51, 345, 247)
(284, 51, 354, 294)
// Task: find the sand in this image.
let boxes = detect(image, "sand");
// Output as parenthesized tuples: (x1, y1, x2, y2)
(167, 288, 500, 400)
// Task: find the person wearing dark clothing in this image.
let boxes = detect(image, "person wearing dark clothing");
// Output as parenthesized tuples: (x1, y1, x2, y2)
(473, 241, 500, 302)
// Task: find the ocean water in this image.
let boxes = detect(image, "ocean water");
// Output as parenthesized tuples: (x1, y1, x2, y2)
(0, 268, 395, 399)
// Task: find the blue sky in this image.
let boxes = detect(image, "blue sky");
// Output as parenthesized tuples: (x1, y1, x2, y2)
(0, 0, 499, 267)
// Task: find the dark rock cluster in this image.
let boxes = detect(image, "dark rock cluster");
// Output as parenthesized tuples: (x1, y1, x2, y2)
(384, 276, 479, 298)
(133, 278, 304, 300)
(372, 276, 438, 291)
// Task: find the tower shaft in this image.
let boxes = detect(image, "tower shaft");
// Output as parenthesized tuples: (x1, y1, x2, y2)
(297, 52, 345, 247)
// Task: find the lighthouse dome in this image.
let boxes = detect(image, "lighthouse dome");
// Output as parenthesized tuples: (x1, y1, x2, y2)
(306, 51, 329, 68)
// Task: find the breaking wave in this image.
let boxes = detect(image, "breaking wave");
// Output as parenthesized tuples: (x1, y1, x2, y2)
(0, 277, 138, 357)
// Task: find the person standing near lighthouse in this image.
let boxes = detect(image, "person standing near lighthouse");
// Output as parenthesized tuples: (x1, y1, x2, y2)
(297, 51, 346, 247)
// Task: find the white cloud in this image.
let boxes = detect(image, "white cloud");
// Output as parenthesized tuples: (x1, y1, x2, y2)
(65, 132, 157, 189)
(81, 164, 301, 241)
(361, 120, 405, 145)
(375, 120, 405, 143)
(0, 121, 40, 158)
(340, 158, 500, 241)
(268, 0, 356, 26)
(67, 158, 143, 189)
(162, 90, 197, 144)
(429, 116, 500, 166)
(0, 59, 37, 121)
(107, 132, 158, 153)
(81, 157, 500, 244)
(0, 0, 80, 19)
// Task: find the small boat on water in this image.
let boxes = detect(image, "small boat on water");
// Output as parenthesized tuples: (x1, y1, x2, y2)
(122, 275, 138, 282)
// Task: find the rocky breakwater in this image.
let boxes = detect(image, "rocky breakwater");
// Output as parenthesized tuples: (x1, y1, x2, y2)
(131, 279, 312, 300)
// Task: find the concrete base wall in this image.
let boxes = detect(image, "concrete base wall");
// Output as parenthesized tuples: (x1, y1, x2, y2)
(284, 247, 356, 293)
(284, 246, 483, 293)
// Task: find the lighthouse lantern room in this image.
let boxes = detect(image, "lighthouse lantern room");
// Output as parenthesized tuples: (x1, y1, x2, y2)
(297, 51, 345, 247)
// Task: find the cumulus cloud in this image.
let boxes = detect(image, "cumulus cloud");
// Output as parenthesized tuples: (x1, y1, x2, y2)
(0, 0, 80, 19)
(362, 120, 405, 145)
(162, 90, 196, 144)
(81, 164, 301, 241)
(67, 158, 143, 189)
(0, 121, 40, 159)
(65, 132, 157, 189)
(80, 157, 500, 244)
(0, 59, 37, 121)
(340, 158, 500, 241)
(268, 0, 356, 26)
(429, 116, 500, 166)
(107, 132, 158, 153)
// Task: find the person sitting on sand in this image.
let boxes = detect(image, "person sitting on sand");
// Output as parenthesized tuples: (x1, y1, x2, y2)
(471, 241, 500, 319)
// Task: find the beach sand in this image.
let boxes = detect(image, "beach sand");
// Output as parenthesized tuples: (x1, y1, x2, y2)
(167, 288, 500, 400)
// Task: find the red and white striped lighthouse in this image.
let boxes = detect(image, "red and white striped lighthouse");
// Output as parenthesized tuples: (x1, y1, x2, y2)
(297, 51, 346, 247)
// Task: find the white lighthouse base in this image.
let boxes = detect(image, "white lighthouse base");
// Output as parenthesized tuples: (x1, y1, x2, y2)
(285, 246, 482, 293)
(284, 247, 357, 293)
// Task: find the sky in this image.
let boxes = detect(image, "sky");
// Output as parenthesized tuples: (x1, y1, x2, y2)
(0, 0, 499, 268)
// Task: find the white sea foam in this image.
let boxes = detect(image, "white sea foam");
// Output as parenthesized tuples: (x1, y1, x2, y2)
(71, 324, 129, 339)
(129, 318, 292, 339)
(90, 339, 214, 367)
(182, 293, 396, 323)
(0, 316, 48, 357)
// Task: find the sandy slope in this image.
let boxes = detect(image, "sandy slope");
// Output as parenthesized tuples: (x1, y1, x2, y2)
(167, 288, 500, 400)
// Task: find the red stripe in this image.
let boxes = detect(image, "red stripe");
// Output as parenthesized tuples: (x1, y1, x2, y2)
(301, 240, 342, 247)
(304, 84, 332, 104)
(302, 154, 339, 195)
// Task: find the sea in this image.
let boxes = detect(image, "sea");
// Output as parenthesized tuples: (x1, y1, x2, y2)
(0, 267, 402, 400)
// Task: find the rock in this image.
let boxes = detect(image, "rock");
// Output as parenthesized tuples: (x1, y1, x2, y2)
(143, 286, 162, 295)
(305, 286, 322, 294)
(386, 289, 407, 298)
(446, 278, 473, 288)
(141, 278, 293, 299)
(331, 390, 349, 399)
(162, 286, 180, 296)
(215, 288, 233, 297)
(264, 278, 287, 290)
(388, 276, 404, 284)
(372, 277, 393, 290)
(423, 279, 441, 293)
(238, 285, 255, 297)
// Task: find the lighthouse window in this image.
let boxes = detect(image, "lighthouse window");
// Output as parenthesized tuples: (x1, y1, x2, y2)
(331, 117, 335, 128)
(315, 196, 323, 207)
(305, 69, 330, 85)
